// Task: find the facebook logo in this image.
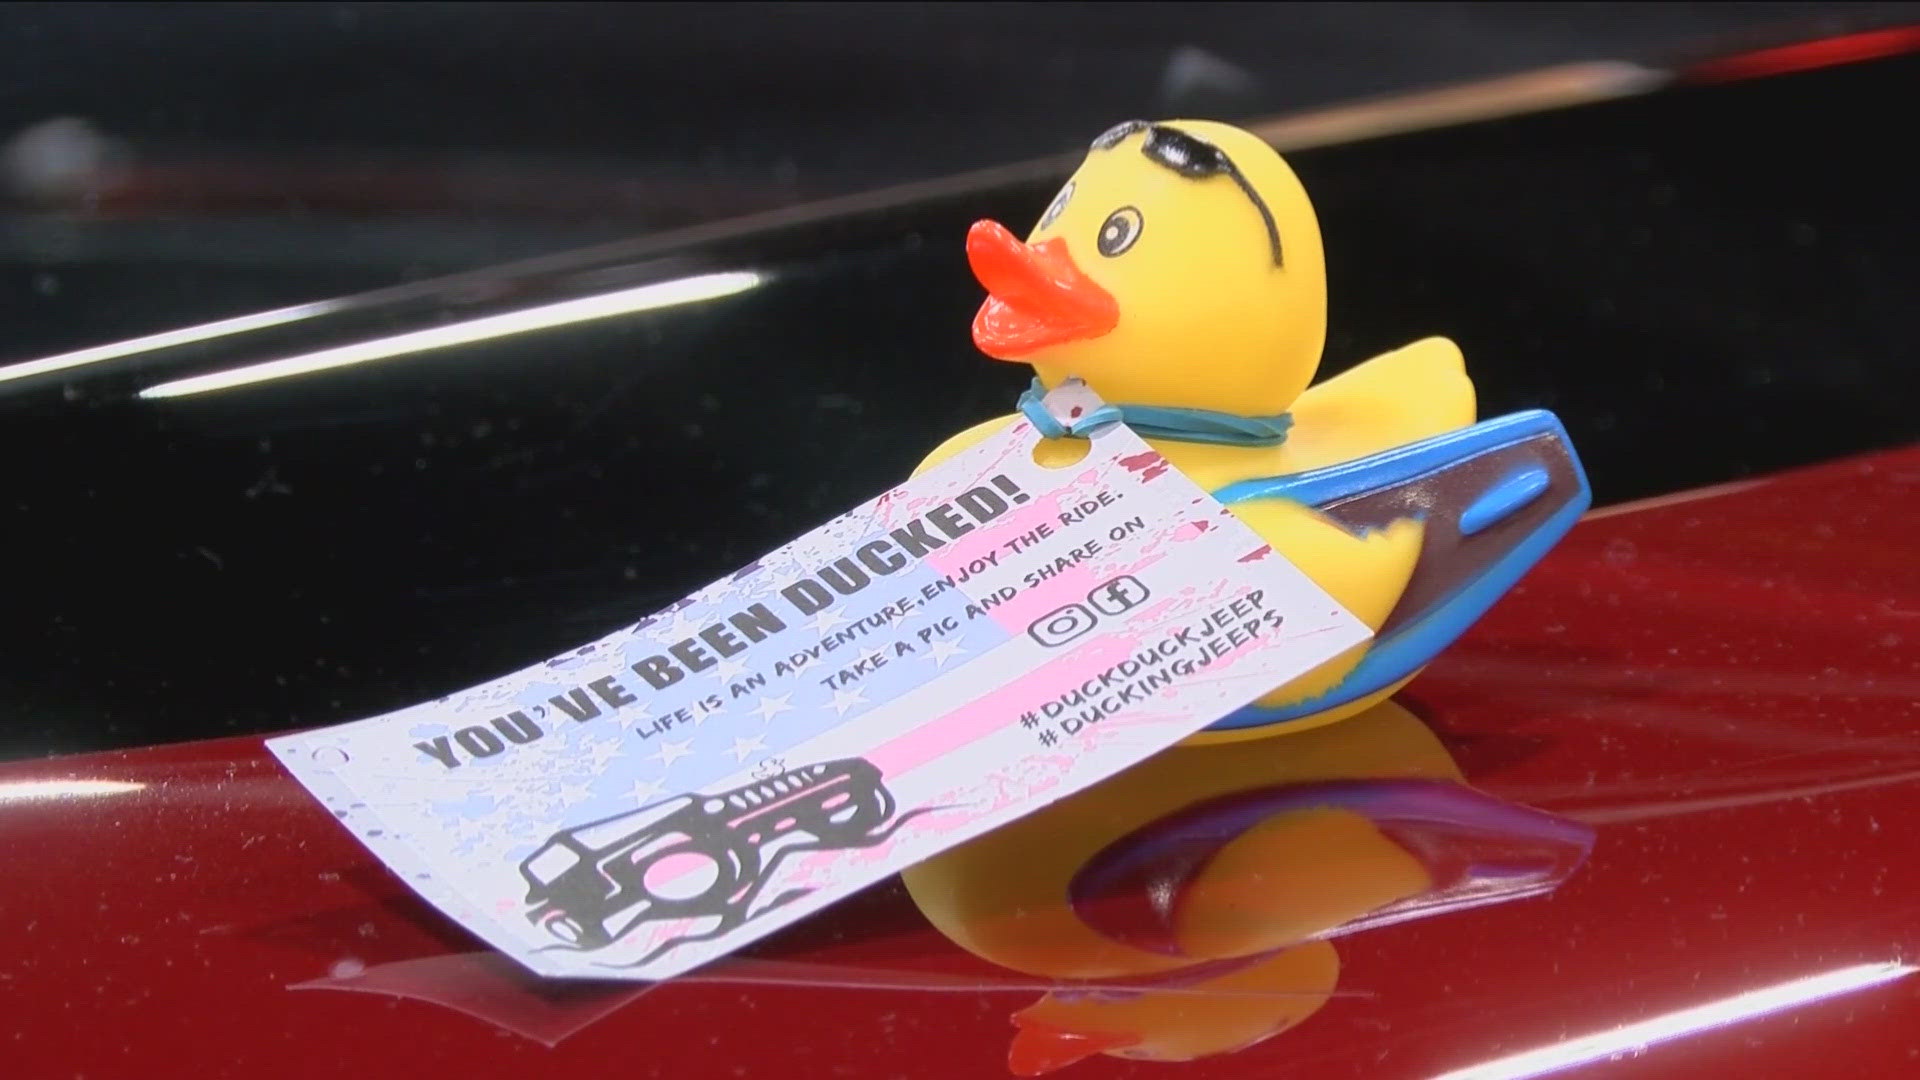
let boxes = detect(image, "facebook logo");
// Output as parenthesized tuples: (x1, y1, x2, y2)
(1086, 575, 1149, 616)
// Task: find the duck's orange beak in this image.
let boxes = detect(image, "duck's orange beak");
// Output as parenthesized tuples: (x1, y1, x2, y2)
(968, 219, 1119, 360)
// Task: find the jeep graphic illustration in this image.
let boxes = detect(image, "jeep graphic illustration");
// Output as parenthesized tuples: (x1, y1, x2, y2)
(518, 757, 923, 964)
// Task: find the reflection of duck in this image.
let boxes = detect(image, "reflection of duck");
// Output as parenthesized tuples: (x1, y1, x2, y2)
(1007, 944, 1338, 1074)
(904, 700, 1593, 1073)
(914, 119, 1588, 734)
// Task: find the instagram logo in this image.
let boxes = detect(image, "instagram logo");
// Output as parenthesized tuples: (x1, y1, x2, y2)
(1028, 603, 1098, 647)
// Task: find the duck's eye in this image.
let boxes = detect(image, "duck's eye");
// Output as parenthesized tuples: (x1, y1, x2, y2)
(1096, 206, 1143, 257)
(1038, 180, 1074, 230)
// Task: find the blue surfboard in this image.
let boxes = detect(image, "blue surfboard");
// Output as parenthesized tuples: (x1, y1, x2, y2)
(1207, 409, 1590, 730)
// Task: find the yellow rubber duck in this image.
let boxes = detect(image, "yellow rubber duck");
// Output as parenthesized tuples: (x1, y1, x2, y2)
(912, 118, 1477, 736)
(899, 120, 1595, 1073)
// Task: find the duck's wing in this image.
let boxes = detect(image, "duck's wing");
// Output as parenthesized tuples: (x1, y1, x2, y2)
(1282, 336, 1477, 472)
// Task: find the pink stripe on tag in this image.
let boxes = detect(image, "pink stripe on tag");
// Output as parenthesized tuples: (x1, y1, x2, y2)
(865, 635, 1135, 779)
(921, 493, 1067, 579)
(976, 565, 1106, 634)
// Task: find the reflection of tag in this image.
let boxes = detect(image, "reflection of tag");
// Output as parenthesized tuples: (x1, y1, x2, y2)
(269, 383, 1370, 981)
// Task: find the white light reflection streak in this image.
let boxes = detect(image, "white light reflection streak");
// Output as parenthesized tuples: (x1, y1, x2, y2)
(0, 779, 146, 803)
(0, 300, 345, 386)
(1432, 961, 1916, 1080)
(139, 270, 764, 400)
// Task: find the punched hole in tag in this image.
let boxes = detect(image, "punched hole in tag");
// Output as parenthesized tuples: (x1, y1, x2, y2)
(1031, 435, 1092, 469)
(1025, 384, 1101, 468)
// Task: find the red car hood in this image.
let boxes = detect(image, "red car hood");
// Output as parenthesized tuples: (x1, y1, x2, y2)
(7, 443, 1919, 1078)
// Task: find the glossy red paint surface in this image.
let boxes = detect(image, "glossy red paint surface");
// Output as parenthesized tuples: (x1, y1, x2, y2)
(6, 444, 1918, 1079)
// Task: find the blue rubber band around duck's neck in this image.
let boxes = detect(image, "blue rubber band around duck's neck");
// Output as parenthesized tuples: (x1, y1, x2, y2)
(1016, 377, 1293, 447)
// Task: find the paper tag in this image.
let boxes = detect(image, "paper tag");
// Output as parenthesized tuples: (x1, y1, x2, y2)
(268, 382, 1370, 980)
